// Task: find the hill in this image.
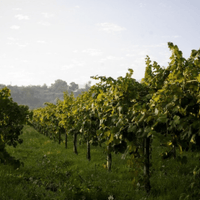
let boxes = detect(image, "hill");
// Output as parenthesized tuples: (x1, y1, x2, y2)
(0, 80, 91, 109)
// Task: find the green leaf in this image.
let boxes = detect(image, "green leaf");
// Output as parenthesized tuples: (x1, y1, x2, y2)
(197, 74, 200, 83)
(153, 95, 160, 102)
(191, 49, 198, 57)
(128, 124, 137, 133)
(178, 144, 182, 154)
(110, 127, 120, 134)
(118, 106, 123, 114)
(173, 115, 180, 125)
(157, 114, 168, 123)
(165, 102, 175, 110)
(147, 130, 157, 137)
(190, 135, 196, 144)
(144, 126, 151, 134)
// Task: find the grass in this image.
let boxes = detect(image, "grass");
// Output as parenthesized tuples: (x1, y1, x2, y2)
(0, 125, 200, 200)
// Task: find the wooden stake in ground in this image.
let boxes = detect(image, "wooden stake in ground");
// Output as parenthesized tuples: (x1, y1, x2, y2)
(87, 139, 91, 161)
(107, 145, 112, 171)
(73, 132, 78, 154)
(143, 137, 151, 193)
(65, 130, 67, 148)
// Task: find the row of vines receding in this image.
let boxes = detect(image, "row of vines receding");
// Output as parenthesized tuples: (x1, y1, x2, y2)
(30, 42, 200, 198)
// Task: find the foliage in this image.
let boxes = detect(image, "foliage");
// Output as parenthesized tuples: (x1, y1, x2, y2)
(0, 87, 30, 167)
(30, 42, 200, 197)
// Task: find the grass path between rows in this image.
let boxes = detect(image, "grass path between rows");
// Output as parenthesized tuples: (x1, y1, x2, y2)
(0, 126, 141, 200)
(1, 125, 199, 200)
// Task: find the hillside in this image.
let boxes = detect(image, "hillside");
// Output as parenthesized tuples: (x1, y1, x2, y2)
(0, 80, 91, 109)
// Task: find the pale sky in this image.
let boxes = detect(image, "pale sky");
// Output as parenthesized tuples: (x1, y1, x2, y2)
(0, 0, 200, 87)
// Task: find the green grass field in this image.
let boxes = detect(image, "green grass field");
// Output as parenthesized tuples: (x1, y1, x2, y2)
(0, 126, 199, 200)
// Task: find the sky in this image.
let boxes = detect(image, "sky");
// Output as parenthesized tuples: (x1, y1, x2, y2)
(0, 0, 200, 87)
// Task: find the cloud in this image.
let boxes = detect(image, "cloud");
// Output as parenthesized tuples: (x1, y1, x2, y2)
(126, 54, 135, 57)
(61, 65, 74, 70)
(15, 14, 29, 20)
(7, 37, 18, 41)
(106, 56, 124, 60)
(0, 54, 6, 59)
(173, 35, 181, 38)
(141, 43, 167, 49)
(37, 40, 46, 44)
(17, 43, 29, 48)
(9, 74, 35, 86)
(139, 3, 147, 8)
(10, 25, 20, 30)
(97, 23, 126, 33)
(38, 21, 51, 26)
(21, 60, 29, 63)
(12, 8, 22, 11)
(7, 42, 14, 45)
(68, 5, 80, 12)
(6, 41, 29, 48)
(116, 69, 130, 75)
(159, 2, 167, 7)
(82, 49, 102, 56)
(61, 60, 86, 71)
(162, 35, 181, 39)
(72, 60, 85, 67)
(42, 13, 55, 18)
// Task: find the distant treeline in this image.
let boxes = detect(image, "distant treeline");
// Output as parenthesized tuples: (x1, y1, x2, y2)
(0, 79, 91, 109)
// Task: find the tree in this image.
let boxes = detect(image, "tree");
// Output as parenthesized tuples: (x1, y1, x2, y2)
(0, 87, 30, 167)
(50, 79, 69, 93)
(69, 82, 79, 91)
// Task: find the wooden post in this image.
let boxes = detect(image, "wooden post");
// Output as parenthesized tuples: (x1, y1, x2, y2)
(73, 132, 78, 154)
(173, 145, 176, 159)
(107, 145, 112, 172)
(58, 131, 61, 144)
(65, 130, 67, 149)
(87, 139, 91, 161)
(143, 137, 151, 193)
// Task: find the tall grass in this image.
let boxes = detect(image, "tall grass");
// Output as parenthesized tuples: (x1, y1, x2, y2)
(0, 126, 199, 199)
